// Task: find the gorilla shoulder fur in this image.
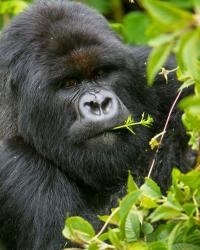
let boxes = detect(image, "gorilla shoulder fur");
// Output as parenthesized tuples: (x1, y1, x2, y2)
(0, 1, 194, 249)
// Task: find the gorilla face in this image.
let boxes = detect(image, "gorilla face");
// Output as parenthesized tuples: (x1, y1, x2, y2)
(0, 1, 154, 189)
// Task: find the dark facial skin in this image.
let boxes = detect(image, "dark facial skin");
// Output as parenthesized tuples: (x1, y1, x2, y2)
(0, 1, 193, 250)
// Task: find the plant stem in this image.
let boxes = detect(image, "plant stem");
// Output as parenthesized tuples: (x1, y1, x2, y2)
(148, 89, 183, 178)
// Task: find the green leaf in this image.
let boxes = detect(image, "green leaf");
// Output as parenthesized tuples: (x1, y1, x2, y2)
(179, 95, 200, 115)
(86, 243, 98, 250)
(171, 168, 181, 184)
(193, 0, 200, 12)
(118, 190, 142, 219)
(108, 228, 122, 247)
(183, 203, 196, 216)
(147, 223, 175, 242)
(172, 243, 200, 250)
(187, 131, 200, 150)
(178, 29, 200, 83)
(149, 33, 176, 47)
(141, 195, 158, 209)
(142, 222, 154, 235)
(167, 222, 200, 250)
(127, 172, 138, 193)
(147, 42, 173, 85)
(182, 112, 200, 132)
(141, 178, 162, 199)
(98, 215, 109, 223)
(178, 169, 200, 190)
(148, 241, 168, 250)
(84, 0, 111, 14)
(63, 217, 95, 243)
(98, 209, 120, 225)
(0, 1, 28, 14)
(125, 212, 141, 242)
(142, 0, 194, 31)
(186, 230, 200, 245)
(149, 206, 183, 222)
(167, 0, 193, 9)
(178, 79, 195, 91)
(98, 231, 109, 242)
(123, 11, 150, 44)
(126, 242, 148, 250)
(165, 194, 183, 211)
(110, 23, 124, 39)
(119, 191, 142, 238)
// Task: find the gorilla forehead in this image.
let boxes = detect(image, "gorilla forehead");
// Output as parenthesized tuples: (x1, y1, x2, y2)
(7, 1, 118, 54)
(4, 1, 128, 85)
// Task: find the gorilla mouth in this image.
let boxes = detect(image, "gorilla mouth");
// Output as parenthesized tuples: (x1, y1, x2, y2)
(69, 120, 129, 145)
(86, 130, 121, 146)
(88, 129, 126, 139)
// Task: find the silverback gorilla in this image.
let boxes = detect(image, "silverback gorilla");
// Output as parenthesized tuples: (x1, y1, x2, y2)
(0, 1, 194, 249)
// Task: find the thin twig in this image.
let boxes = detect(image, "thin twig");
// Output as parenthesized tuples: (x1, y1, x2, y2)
(147, 89, 183, 178)
(93, 207, 120, 240)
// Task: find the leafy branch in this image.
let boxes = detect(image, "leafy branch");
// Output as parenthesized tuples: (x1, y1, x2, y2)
(113, 113, 154, 134)
(63, 169, 200, 250)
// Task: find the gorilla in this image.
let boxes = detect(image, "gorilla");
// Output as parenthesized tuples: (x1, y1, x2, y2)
(0, 1, 194, 249)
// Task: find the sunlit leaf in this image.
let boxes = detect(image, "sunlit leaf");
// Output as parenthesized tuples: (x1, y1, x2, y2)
(142, 0, 194, 31)
(147, 42, 173, 85)
(123, 11, 150, 44)
(125, 212, 141, 242)
(141, 178, 162, 198)
(63, 217, 95, 243)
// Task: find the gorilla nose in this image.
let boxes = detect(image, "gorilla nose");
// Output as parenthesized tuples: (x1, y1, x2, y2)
(79, 90, 119, 120)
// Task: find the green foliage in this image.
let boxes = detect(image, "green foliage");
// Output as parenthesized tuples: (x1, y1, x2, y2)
(63, 169, 200, 250)
(111, 0, 200, 150)
(63, 217, 95, 244)
(132, 0, 200, 150)
(113, 113, 154, 134)
(147, 42, 174, 85)
(0, 1, 28, 15)
(122, 11, 150, 44)
(0, 0, 30, 28)
(83, 0, 111, 15)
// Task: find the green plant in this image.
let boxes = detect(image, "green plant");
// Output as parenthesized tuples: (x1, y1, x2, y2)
(0, 0, 30, 28)
(114, 0, 200, 164)
(113, 113, 153, 134)
(63, 169, 200, 250)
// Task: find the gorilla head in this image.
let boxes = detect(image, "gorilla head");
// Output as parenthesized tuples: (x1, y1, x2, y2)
(0, 1, 158, 190)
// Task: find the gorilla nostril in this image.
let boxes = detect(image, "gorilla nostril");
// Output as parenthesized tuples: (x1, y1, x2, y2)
(101, 97, 112, 114)
(79, 89, 119, 119)
(84, 101, 101, 116)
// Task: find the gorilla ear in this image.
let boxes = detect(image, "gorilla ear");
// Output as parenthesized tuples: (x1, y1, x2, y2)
(0, 69, 18, 140)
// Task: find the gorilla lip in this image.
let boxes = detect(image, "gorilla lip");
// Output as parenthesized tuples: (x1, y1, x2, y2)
(68, 118, 130, 145)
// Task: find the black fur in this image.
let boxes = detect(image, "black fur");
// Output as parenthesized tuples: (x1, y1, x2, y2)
(0, 1, 193, 249)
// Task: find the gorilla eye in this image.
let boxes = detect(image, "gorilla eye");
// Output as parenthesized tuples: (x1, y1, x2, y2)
(65, 79, 77, 88)
(96, 69, 104, 77)
(93, 69, 105, 80)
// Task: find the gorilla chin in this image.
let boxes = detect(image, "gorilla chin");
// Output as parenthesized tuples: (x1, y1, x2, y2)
(0, 1, 192, 250)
